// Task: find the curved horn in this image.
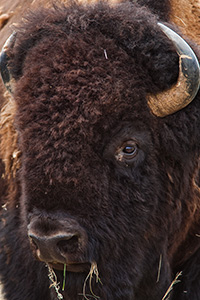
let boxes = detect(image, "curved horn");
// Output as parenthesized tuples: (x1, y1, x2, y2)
(148, 23, 200, 117)
(0, 33, 16, 93)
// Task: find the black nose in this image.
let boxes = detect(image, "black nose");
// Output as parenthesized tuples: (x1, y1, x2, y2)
(28, 217, 87, 264)
(29, 233, 79, 261)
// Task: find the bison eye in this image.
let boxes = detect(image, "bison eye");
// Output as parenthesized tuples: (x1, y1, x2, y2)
(115, 141, 138, 163)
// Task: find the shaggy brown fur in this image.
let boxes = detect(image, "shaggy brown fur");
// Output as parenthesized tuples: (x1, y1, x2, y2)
(0, 93, 19, 177)
(170, 0, 200, 44)
(0, 0, 200, 48)
(0, 1, 200, 300)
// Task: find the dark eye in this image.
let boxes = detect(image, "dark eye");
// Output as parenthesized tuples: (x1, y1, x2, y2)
(115, 141, 138, 163)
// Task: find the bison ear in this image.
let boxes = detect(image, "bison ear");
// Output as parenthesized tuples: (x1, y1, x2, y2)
(148, 23, 200, 117)
(0, 33, 16, 93)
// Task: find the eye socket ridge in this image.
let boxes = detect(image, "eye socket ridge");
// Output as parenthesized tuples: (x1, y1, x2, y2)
(115, 140, 138, 163)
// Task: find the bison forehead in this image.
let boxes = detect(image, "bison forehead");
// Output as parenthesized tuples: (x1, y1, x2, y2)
(15, 29, 147, 114)
(14, 30, 152, 157)
(12, 1, 179, 107)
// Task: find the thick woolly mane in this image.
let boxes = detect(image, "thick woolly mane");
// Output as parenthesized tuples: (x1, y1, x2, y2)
(0, 2, 200, 300)
(0, 1, 178, 179)
(138, 0, 171, 20)
(10, 1, 179, 89)
(0, 1, 180, 186)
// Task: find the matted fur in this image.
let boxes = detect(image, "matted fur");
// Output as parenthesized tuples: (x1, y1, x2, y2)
(0, 1, 200, 300)
(0, 91, 20, 178)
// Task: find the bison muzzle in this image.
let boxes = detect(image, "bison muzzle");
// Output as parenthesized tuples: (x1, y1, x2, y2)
(28, 212, 89, 272)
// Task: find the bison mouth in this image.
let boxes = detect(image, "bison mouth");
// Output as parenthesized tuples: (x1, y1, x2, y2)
(48, 262, 91, 272)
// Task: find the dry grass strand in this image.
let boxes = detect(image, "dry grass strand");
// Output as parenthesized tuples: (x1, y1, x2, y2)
(161, 271, 182, 300)
(82, 262, 102, 300)
(47, 264, 63, 300)
(156, 254, 162, 283)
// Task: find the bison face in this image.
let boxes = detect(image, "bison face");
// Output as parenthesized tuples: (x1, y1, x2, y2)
(0, 2, 200, 300)
(21, 118, 170, 300)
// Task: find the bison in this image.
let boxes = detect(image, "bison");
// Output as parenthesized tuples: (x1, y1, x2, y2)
(0, 1, 200, 300)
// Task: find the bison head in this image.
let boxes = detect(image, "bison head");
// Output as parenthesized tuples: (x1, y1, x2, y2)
(0, 2, 200, 300)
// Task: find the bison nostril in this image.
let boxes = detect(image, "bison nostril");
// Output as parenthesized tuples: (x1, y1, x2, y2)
(29, 234, 39, 251)
(57, 235, 79, 254)
(28, 231, 81, 261)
